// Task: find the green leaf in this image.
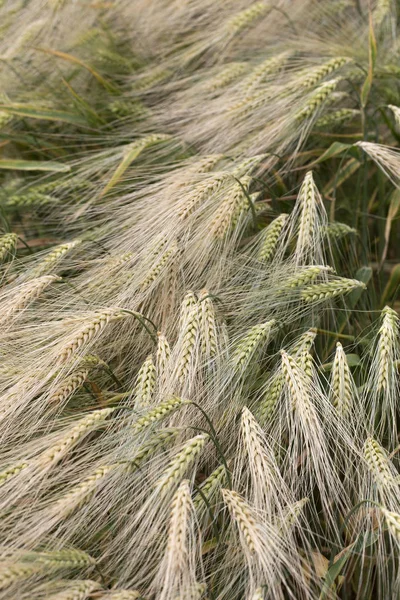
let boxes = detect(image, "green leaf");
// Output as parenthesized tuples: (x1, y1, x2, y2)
(319, 546, 353, 599)
(0, 159, 70, 172)
(315, 142, 353, 164)
(381, 264, 400, 307)
(360, 14, 376, 107)
(348, 266, 372, 307)
(0, 104, 88, 126)
(380, 188, 400, 267)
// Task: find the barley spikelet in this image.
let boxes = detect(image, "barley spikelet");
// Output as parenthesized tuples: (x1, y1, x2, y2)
(29, 241, 81, 277)
(46, 580, 101, 600)
(26, 548, 95, 569)
(59, 309, 128, 363)
(376, 306, 399, 393)
(0, 275, 60, 324)
(38, 408, 115, 466)
(131, 428, 180, 465)
(297, 78, 340, 121)
(257, 215, 288, 263)
(156, 332, 171, 384)
(295, 170, 325, 264)
(140, 241, 178, 291)
(48, 368, 89, 405)
(280, 265, 331, 291)
(0, 462, 28, 486)
(330, 342, 354, 416)
(157, 480, 199, 600)
(316, 108, 359, 128)
(381, 508, 400, 544)
(132, 355, 156, 408)
(225, 2, 270, 36)
(205, 62, 247, 91)
(364, 437, 397, 488)
(0, 233, 17, 261)
(275, 498, 309, 532)
(52, 465, 116, 516)
(221, 489, 257, 553)
(178, 172, 231, 220)
(193, 465, 226, 509)
(232, 320, 275, 374)
(133, 396, 189, 432)
(301, 57, 349, 88)
(210, 177, 251, 238)
(175, 301, 201, 386)
(324, 221, 357, 239)
(0, 563, 40, 589)
(199, 289, 218, 359)
(155, 435, 208, 492)
(250, 588, 264, 600)
(301, 277, 366, 302)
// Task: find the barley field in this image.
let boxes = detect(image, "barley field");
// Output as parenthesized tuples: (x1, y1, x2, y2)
(0, 1, 400, 599)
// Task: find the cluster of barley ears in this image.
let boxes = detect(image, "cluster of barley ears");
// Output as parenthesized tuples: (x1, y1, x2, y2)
(0, 0, 400, 599)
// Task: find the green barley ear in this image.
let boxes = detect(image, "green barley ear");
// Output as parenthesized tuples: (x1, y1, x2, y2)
(43, 580, 101, 600)
(156, 332, 171, 385)
(48, 368, 89, 405)
(132, 355, 156, 408)
(178, 172, 231, 220)
(133, 396, 190, 432)
(0, 233, 17, 261)
(301, 277, 366, 302)
(279, 265, 331, 292)
(155, 480, 203, 600)
(29, 241, 81, 278)
(296, 78, 341, 122)
(204, 62, 248, 92)
(193, 465, 226, 511)
(293, 170, 327, 265)
(59, 309, 128, 363)
(330, 342, 354, 417)
(300, 57, 350, 88)
(257, 214, 288, 263)
(0, 275, 60, 325)
(198, 289, 218, 360)
(380, 507, 400, 544)
(364, 437, 397, 488)
(0, 462, 28, 487)
(175, 299, 201, 388)
(389, 104, 400, 128)
(209, 177, 252, 239)
(231, 320, 276, 375)
(315, 108, 359, 129)
(224, 2, 270, 37)
(155, 435, 208, 493)
(37, 408, 115, 467)
(324, 221, 357, 239)
(221, 488, 257, 554)
(376, 306, 399, 393)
